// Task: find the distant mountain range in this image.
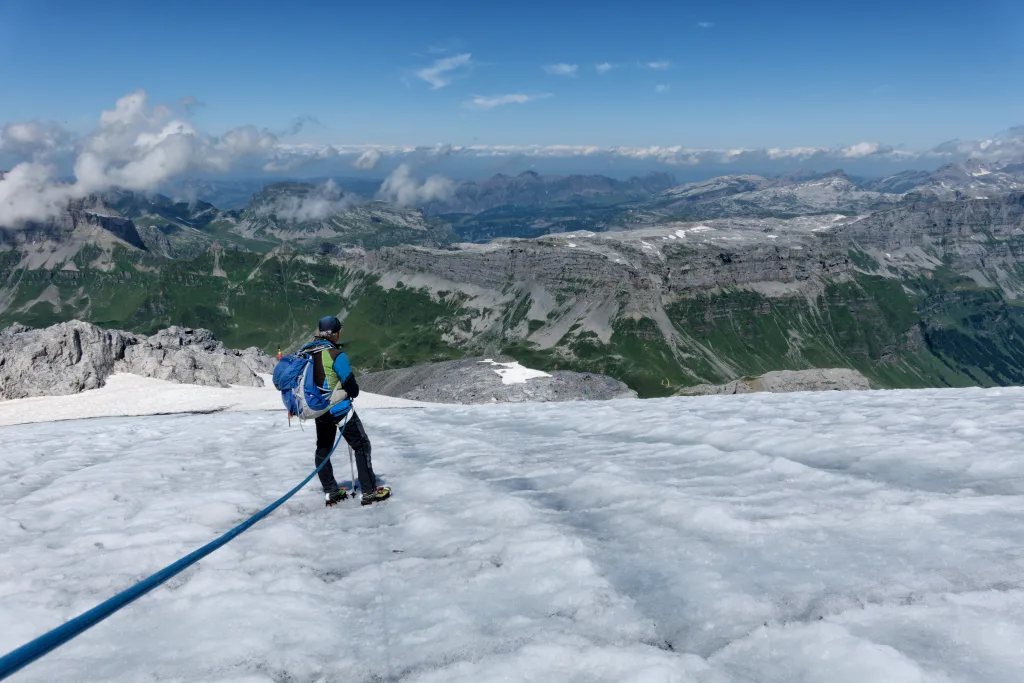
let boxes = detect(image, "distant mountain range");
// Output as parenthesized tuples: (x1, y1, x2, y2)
(0, 188, 453, 265)
(6, 160, 1024, 254)
(168, 176, 384, 211)
(425, 160, 1024, 240)
(155, 159, 1024, 222)
(644, 160, 1024, 219)
(647, 170, 901, 219)
(419, 171, 677, 215)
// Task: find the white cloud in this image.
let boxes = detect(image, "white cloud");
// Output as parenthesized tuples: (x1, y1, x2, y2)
(841, 141, 885, 158)
(353, 148, 383, 170)
(261, 144, 339, 173)
(655, 84, 670, 93)
(596, 62, 614, 74)
(921, 131, 1024, 162)
(0, 162, 76, 227)
(466, 93, 552, 110)
(270, 134, 1024, 168)
(371, 142, 913, 167)
(0, 90, 277, 227)
(543, 63, 579, 77)
(377, 163, 455, 207)
(218, 125, 278, 159)
(646, 60, 671, 70)
(0, 122, 71, 157)
(255, 179, 356, 222)
(697, 22, 714, 28)
(424, 143, 454, 160)
(416, 53, 473, 89)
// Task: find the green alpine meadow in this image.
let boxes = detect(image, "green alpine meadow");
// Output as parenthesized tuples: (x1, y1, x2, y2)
(4, 180, 1024, 397)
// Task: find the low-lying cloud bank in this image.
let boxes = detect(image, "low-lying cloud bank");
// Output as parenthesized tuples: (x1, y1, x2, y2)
(0, 91, 276, 226)
(0, 91, 458, 227)
(270, 130, 1024, 169)
(2, 90, 1023, 227)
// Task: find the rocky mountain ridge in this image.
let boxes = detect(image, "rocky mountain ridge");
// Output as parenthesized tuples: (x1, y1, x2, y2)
(642, 162, 1024, 221)
(238, 182, 455, 248)
(420, 171, 676, 215)
(0, 183, 455, 259)
(911, 160, 1024, 200)
(5, 161, 1024, 255)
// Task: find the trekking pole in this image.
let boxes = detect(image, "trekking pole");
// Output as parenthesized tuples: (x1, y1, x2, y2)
(348, 443, 357, 496)
(347, 403, 358, 497)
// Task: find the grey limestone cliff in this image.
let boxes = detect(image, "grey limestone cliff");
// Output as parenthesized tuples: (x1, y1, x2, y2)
(0, 321, 274, 400)
(0, 196, 148, 249)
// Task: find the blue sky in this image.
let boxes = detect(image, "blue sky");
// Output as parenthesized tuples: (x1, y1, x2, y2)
(2, 0, 1022, 152)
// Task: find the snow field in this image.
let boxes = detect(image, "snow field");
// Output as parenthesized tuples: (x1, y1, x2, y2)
(2, 386, 1024, 681)
(0, 373, 428, 427)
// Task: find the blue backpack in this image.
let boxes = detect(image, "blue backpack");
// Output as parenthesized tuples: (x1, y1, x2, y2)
(272, 341, 335, 420)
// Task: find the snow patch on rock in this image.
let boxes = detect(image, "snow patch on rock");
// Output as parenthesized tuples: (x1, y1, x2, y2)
(479, 358, 551, 384)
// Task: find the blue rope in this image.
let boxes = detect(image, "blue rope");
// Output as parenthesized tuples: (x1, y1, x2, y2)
(0, 420, 348, 681)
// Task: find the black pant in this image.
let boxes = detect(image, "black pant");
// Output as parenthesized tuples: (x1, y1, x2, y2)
(314, 410, 376, 494)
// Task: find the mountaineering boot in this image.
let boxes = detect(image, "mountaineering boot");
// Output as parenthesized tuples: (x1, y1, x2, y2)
(361, 486, 391, 506)
(325, 488, 349, 506)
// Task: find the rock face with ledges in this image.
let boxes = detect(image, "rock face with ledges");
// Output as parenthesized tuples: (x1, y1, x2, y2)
(0, 196, 148, 249)
(0, 321, 274, 400)
(364, 194, 1024, 317)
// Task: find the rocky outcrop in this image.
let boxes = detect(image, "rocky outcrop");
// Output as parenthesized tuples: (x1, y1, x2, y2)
(0, 322, 136, 398)
(118, 326, 274, 387)
(0, 321, 274, 400)
(357, 356, 637, 404)
(676, 368, 872, 396)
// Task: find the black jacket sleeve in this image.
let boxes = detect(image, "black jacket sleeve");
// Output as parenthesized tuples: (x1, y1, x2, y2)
(342, 372, 360, 399)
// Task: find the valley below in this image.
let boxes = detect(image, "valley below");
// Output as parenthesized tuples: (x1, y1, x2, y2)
(3, 166, 1024, 398)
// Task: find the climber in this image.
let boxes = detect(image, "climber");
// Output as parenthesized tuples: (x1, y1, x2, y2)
(309, 315, 391, 506)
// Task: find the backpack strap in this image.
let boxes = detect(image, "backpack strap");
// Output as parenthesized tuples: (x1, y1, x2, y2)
(298, 340, 336, 355)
